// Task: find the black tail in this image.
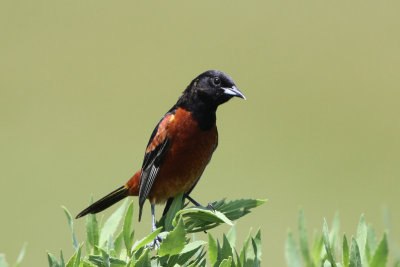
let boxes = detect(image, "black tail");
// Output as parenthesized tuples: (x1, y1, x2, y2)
(76, 185, 129, 219)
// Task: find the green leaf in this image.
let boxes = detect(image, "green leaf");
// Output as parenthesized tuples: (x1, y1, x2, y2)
(113, 231, 124, 255)
(99, 199, 128, 246)
(342, 234, 349, 267)
(227, 223, 237, 249)
(131, 248, 150, 267)
(59, 250, 65, 267)
(369, 233, 388, 267)
(174, 207, 232, 233)
(215, 198, 267, 221)
(217, 241, 224, 267)
(235, 250, 242, 267)
(246, 236, 256, 264)
(164, 193, 184, 231)
(66, 244, 82, 267)
(123, 201, 134, 255)
(14, 242, 27, 267)
(86, 212, 99, 253)
(176, 240, 207, 265)
(187, 255, 207, 267)
(131, 227, 162, 252)
(100, 248, 126, 266)
(329, 213, 340, 252)
(349, 237, 361, 267)
(251, 237, 261, 267)
(171, 198, 265, 233)
(181, 240, 207, 254)
(215, 198, 267, 212)
(219, 256, 232, 267)
(107, 233, 115, 252)
(240, 230, 252, 265)
(322, 219, 337, 267)
(98, 247, 110, 266)
(118, 249, 127, 264)
(356, 214, 367, 266)
(367, 226, 377, 257)
(87, 255, 104, 266)
(162, 254, 176, 267)
(221, 234, 233, 260)
(311, 231, 323, 265)
(209, 233, 218, 266)
(124, 231, 135, 259)
(73, 245, 82, 267)
(47, 252, 60, 267)
(81, 260, 96, 267)
(65, 252, 77, 267)
(298, 210, 311, 266)
(253, 229, 262, 264)
(382, 207, 400, 264)
(109, 257, 126, 266)
(190, 256, 205, 267)
(285, 230, 302, 267)
(159, 217, 186, 256)
(62, 206, 79, 251)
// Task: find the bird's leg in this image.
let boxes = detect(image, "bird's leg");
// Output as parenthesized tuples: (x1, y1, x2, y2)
(185, 195, 201, 207)
(185, 194, 215, 211)
(185, 194, 216, 234)
(151, 203, 157, 232)
(206, 203, 216, 212)
(147, 203, 162, 248)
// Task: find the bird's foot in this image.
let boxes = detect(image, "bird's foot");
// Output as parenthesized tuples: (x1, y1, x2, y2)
(206, 203, 215, 212)
(146, 234, 163, 249)
(200, 204, 216, 234)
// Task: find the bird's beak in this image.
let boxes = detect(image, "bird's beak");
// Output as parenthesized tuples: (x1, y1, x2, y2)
(222, 86, 246, 100)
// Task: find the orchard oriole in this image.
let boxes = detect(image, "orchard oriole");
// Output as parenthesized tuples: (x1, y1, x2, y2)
(76, 70, 245, 245)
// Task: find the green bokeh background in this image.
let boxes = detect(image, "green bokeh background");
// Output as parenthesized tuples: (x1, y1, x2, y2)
(1, 1, 399, 266)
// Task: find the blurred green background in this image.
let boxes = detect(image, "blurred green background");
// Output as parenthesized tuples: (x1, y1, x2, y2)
(1, 1, 399, 266)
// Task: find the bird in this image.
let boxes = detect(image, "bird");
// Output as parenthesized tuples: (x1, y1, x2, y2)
(75, 70, 245, 245)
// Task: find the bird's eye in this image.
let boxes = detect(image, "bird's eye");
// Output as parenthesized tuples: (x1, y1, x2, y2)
(213, 77, 221, 86)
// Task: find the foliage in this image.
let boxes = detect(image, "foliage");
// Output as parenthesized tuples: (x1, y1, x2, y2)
(47, 194, 266, 267)
(3, 199, 400, 266)
(285, 210, 400, 267)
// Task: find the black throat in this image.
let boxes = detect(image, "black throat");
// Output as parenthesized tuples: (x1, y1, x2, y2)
(190, 107, 216, 131)
(176, 91, 217, 131)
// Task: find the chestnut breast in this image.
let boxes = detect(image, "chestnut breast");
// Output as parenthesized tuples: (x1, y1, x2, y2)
(149, 108, 218, 203)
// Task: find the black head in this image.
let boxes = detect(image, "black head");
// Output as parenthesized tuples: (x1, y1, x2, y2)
(176, 70, 245, 130)
(177, 70, 245, 112)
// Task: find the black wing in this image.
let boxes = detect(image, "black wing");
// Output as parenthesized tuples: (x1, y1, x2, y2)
(138, 108, 176, 221)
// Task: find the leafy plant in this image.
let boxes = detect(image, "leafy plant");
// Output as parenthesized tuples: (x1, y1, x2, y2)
(285, 210, 394, 267)
(47, 194, 266, 267)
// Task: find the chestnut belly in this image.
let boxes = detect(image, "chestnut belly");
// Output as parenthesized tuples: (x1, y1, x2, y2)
(148, 124, 217, 203)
